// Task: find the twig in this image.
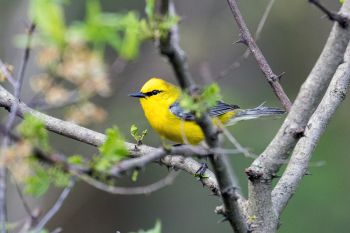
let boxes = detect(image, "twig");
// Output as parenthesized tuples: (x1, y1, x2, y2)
(309, 0, 349, 28)
(81, 171, 179, 195)
(272, 39, 350, 215)
(32, 179, 75, 233)
(157, 0, 196, 90)
(157, 1, 248, 232)
(216, 0, 277, 80)
(226, 0, 292, 112)
(110, 145, 213, 176)
(0, 60, 16, 86)
(0, 169, 5, 233)
(13, 179, 34, 219)
(0, 22, 35, 233)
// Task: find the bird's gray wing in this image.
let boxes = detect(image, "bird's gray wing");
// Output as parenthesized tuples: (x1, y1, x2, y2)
(169, 102, 196, 121)
(209, 101, 240, 117)
(169, 101, 240, 121)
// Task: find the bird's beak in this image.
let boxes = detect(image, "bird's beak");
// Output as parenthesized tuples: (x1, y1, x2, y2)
(129, 92, 146, 98)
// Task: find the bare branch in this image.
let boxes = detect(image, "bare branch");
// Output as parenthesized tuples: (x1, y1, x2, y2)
(244, 1, 350, 232)
(272, 39, 350, 215)
(217, 0, 277, 80)
(81, 171, 179, 195)
(31, 179, 75, 233)
(157, 0, 196, 90)
(249, 1, 350, 179)
(226, 0, 292, 111)
(309, 0, 349, 28)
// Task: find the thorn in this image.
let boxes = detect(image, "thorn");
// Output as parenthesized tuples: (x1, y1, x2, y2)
(133, 145, 140, 152)
(233, 33, 247, 45)
(271, 173, 281, 179)
(232, 39, 244, 45)
(309, 0, 349, 28)
(305, 171, 312, 176)
(217, 217, 228, 223)
(277, 72, 286, 81)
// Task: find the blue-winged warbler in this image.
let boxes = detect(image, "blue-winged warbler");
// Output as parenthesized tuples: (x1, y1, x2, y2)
(130, 78, 284, 144)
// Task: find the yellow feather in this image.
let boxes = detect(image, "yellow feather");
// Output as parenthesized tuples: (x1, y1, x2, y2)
(136, 78, 236, 144)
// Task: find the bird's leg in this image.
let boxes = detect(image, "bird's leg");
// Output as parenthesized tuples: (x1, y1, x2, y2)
(195, 162, 208, 178)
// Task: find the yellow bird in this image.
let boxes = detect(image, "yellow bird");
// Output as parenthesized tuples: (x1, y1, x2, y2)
(130, 78, 284, 145)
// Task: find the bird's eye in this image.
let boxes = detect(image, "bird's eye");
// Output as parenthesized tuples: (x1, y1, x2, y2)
(145, 90, 162, 97)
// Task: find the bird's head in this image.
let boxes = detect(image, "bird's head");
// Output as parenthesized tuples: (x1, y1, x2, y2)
(129, 77, 180, 107)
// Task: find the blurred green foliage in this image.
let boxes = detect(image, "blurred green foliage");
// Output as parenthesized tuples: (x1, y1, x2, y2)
(18, 113, 50, 152)
(131, 220, 161, 233)
(28, 0, 179, 60)
(93, 126, 128, 172)
(25, 160, 70, 197)
(180, 83, 222, 117)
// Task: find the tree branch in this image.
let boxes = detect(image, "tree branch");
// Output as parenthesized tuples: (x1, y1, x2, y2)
(81, 171, 179, 195)
(0, 22, 35, 233)
(309, 0, 349, 28)
(272, 39, 350, 215)
(157, 0, 196, 90)
(226, 0, 292, 112)
(0, 83, 220, 195)
(31, 179, 75, 232)
(244, 1, 350, 232)
(156, 1, 248, 232)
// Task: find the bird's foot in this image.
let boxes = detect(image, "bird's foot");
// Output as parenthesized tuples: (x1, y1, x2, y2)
(195, 162, 208, 178)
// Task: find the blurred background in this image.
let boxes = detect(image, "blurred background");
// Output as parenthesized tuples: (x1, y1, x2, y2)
(1, 0, 350, 232)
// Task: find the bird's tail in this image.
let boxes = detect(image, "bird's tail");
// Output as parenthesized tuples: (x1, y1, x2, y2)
(226, 103, 285, 126)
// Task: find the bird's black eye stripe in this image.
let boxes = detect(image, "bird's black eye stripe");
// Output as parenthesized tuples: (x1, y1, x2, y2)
(145, 90, 163, 97)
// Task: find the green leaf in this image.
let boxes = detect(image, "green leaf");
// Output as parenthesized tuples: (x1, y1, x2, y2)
(131, 170, 139, 182)
(130, 124, 148, 144)
(179, 83, 222, 118)
(130, 124, 139, 139)
(145, 0, 155, 20)
(131, 220, 161, 233)
(48, 167, 71, 187)
(119, 12, 142, 60)
(340, 0, 344, 4)
(94, 126, 128, 172)
(68, 155, 84, 165)
(30, 0, 66, 46)
(18, 114, 50, 152)
(202, 83, 221, 108)
(25, 165, 50, 197)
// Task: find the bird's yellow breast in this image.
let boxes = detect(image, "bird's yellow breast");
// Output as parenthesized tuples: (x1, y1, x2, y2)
(140, 97, 234, 144)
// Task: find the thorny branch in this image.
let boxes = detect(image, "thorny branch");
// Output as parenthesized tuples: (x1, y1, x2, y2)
(217, 0, 277, 81)
(244, 1, 350, 232)
(226, 0, 292, 112)
(157, 0, 248, 232)
(309, 0, 349, 28)
(272, 38, 350, 215)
